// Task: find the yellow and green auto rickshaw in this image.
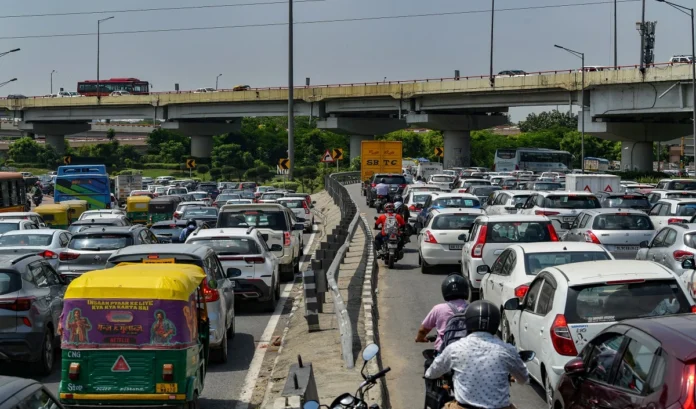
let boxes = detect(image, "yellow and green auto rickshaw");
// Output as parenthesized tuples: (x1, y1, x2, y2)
(34, 204, 73, 229)
(58, 263, 210, 409)
(148, 196, 181, 225)
(126, 196, 151, 224)
(61, 200, 89, 222)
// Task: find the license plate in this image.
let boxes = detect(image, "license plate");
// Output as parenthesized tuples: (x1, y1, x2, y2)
(156, 383, 178, 393)
(563, 217, 576, 222)
(449, 245, 463, 250)
(143, 258, 176, 264)
(387, 243, 398, 248)
(615, 246, 639, 251)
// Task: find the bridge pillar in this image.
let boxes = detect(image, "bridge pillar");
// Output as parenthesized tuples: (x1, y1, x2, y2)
(161, 121, 241, 159)
(191, 135, 214, 158)
(316, 117, 406, 160)
(45, 135, 66, 154)
(620, 141, 653, 172)
(443, 130, 471, 168)
(349, 135, 373, 161)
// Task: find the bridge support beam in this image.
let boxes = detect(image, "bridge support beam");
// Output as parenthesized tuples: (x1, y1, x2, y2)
(45, 135, 66, 154)
(316, 117, 405, 160)
(406, 113, 508, 168)
(17, 122, 91, 154)
(349, 135, 372, 161)
(620, 141, 653, 172)
(161, 121, 241, 159)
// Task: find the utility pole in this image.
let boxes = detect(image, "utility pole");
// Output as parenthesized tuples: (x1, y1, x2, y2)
(489, 0, 495, 87)
(614, 0, 618, 68)
(50, 70, 56, 94)
(288, 0, 295, 179)
(215, 74, 222, 90)
(639, 0, 646, 72)
(97, 16, 114, 99)
(555, 44, 586, 173)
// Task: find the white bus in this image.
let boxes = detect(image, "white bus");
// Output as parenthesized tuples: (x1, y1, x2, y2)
(493, 148, 572, 173)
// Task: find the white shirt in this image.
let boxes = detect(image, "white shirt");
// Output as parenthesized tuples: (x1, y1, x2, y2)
(374, 183, 390, 196)
(425, 332, 529, 409)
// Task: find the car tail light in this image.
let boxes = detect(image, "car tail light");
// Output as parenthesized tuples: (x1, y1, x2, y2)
(302, 201, 310, 214)
(59, 252, 80, 261)
(584, 230, 601, 244)
(371, 183, 376, 188)
(547, 225, 559, 241)
(535, 210, 559, 216)
(244, 256, 265, 264)
(0, 297, 34, 311)
(691, 305, 696, 313)
(173, 213, 181, 219)
(399, 184, 407, 189)
(682, 364, 696, 409)
(514, 284, 529, 298)
(202, 279, 219, 302)
(550, 314, 578, 356)
(471, 225, 488, 258)
(162, 364, 174, 382)
(389, 233, 398, 240)
(424, 230, 438, 243)
(39, 250, 58, 259)
(69, 363, 81, 380)
(284, 232, 291, 247)
(458, 189, 467, 193)
(22, 317, 31, 327)
(669, 218, 688, 224)
(409, 205, 416, 211)
(675, 250, 695, 262)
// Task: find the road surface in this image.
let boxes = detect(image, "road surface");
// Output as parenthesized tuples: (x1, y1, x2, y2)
(345, 183, 546, 409)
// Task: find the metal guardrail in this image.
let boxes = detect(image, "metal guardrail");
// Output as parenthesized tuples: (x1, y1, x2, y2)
(323, 171, 361, 369)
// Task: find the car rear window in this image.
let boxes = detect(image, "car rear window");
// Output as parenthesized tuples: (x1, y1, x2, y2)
(591, 214, 653, 230)
(0, 223, 20, 234)
(280, 200, 304, 209)
(431, 176, 454, 183)
(218, 210, 289, 230)
(375, 176, 406, 184)
(0, 271, 20, 295)
(217, 194, 241, 201)
(183, 208, 218, 218)
(151, 225, 184, 236)
(464, 180, 490, 187)
(187, 237, 260, 255)
(240, 182, 257, 189)
(543, 195, 601, 209)
(677, 203, 696, 216)
(261, 193, 285, 200)
(431, 214, 478, 230)
(168, 188, 187, 195)
(198, 185, 218, 193)
(512, 195, 531, 205)
(502, 179, 517, 187)
(606, 196, 651, 209)
(471, 187, 501, 197)
(666, 192, 696, 199)
(670, 181, 696, 190)
(533, 183, 562, 190)
(432, 197, 480, 208)
(565, 279, 691, 323)
(0, 234, 52, 246)
(486, 222, 553, 243)
(69, 234, 133, 250)
(524, 251, 611, 275)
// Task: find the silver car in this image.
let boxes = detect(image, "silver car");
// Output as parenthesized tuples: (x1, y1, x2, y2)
(636, 222, 696, 278)
(277, 197, 314, 232)
(0, 229, 71, 270)
(519, 191, 602, 234)
(561, 208, 655, 259)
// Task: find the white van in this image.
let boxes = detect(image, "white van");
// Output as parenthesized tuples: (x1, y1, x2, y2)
(416, 162, 443, 180)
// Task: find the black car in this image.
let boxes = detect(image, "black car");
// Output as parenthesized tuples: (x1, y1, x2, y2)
(150, 219, 207, 243)
(366, 174, 407, 207)
(181, 206, 218, 227)
(596, 192, 652, 212)
(0, 376, 64, 409)
(197, 182, 220, 200)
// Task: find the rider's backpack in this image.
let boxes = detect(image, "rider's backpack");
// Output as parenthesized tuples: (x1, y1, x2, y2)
(438, 302, 468, 353)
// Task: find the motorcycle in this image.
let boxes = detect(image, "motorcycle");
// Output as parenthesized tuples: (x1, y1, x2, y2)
(32, 194, 42, 207)
(373, 195, 388, 214)
(373, 218, 412, 269)
(303, 343, 389, 409)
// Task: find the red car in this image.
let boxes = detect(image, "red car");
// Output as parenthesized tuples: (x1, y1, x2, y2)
(554, 314, 696, 409)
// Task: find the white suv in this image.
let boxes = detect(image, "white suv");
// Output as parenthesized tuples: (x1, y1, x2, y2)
(649, 198, 696, 229)
(460, 215, 559, 301)
(186, 227, 282, 311)
(502, 260, 694, 407)
(519, 191, 601, 234)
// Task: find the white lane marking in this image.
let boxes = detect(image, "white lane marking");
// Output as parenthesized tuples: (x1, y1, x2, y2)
(236, 231, 317, 409)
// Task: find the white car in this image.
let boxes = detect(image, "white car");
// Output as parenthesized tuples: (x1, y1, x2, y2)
(0, 229, 72, 269)
(189, 191, 213, 206)
(0, 212, 47, 227)
(186, 227, 281, 311)
(484, 190, 535, 215)
(109, 91, 130, 96)
(402, 184, 448, 197)
(155, 176, 175, 184)
(479, 242, 613, 328)
(166, 187, 188, 196)
(646, 190, 696, 204)
(0, 220, 39, 233)
(404, 190, 439, 224)
(461, 215, 559, 301)
(194, 87, 217, 93)
(174, 201, 208, 219)
(427, 174, 457, 191)
(226, 199, 253, 205)
(452, 178, 492, 194)
(502, 260, 694, 407)
(518, 191, 602, 234)
(78, 209, 126, 220)
(648, 199, 696, 229)
(418, 208, 484, 274)
(427, 193, 481, 210)
(277, 197, 314, 232)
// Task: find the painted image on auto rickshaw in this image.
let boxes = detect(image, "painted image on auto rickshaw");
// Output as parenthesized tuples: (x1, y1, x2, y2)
(66, 308, 92, 343)
(151, 309, 176, 344)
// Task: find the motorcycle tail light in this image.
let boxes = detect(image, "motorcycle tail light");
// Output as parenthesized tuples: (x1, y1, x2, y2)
(389, 234, 397, 240)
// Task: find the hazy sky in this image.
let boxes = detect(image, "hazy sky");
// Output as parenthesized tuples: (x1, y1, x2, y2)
(0, 0, 691, 122)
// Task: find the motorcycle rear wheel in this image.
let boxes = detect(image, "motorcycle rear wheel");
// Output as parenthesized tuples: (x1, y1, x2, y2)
(388, 253, 395, 269)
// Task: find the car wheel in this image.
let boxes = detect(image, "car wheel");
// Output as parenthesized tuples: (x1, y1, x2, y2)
(501, 311, 512, 344)
(188, 392, 200, 409)
(421, 262, 430, 274)
(544, 371, 554, 409)
(33, 329, 54, 375)
(263, 280, 278, 312)
(213, 331, 228, 363)
(466, 276, 479, 303)
(227, 314, 235, 340)
(293, 257, 300, 275)
(280, 265, 294, 282)
(418, 254, 422, 266)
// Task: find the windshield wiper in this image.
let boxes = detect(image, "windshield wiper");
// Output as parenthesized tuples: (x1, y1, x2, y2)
(79, 247, 101, 251)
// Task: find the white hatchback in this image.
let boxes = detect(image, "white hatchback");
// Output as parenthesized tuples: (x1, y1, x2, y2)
(648, 198, 696, 229)
(417, 208, 484, 274)
(502, 260, 695, 407)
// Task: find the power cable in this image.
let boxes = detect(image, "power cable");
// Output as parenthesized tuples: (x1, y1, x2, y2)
(0, 0, 642, 41)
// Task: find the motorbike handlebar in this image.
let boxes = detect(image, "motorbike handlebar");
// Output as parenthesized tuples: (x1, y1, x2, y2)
(366, 367, 391, 383)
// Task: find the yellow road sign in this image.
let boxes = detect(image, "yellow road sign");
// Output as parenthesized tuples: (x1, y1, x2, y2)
(434, 147, 444, 158)
(278, 158, 290, 170)
(186, 159, 196, 169)
(331, 148, 344, 160)
(63, 155, 72, 165)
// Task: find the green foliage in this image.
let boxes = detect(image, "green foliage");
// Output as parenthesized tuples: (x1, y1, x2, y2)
(611, 171, 670, 181)
(350, 156, 361, 170)
(209, 167, 222, 181)
(147, 129, 189, 155)
(142, 163, 182, 170)
(518, 110, 578, 132)
(271, 182, 299, 191)
(8, 137, 59, 166)
(106, 128, 116, 141)
(196, 164, 210, 175)
(158, 141, 187, 163)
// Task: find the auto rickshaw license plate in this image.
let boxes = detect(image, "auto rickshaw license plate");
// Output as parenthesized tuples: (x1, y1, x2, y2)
(143, 258, 176, 264)
(156, 383, 178, 393)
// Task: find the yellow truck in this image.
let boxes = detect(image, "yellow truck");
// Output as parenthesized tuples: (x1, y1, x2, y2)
(360, 140, 403, 182)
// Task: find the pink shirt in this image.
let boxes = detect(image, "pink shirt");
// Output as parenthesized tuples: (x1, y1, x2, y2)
(422, 299, 468, 351)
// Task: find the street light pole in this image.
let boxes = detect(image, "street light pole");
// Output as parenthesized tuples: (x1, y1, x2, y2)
(614, 0, 618, 68)
(0, 78, 18, 89)
(0, 48, 19, 59)
(97, 16, 114, 99)
(288, 0, 295, 179)
(640, 0, 646, 72)
(656, 0, 696, 175)
(555, 44, 586, 173)
(50, 70, 56, 94)
(215, 74, 222, 90)
(489, 0, 495, 86)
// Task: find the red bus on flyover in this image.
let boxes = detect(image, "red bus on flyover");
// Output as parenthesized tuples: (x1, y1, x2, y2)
(77, 78, 150, 96)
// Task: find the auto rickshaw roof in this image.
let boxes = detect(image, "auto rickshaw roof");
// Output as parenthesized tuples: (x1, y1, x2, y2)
(127, 196, 151, 203)
(34, 204, 70, 212)
(65, 264, 206, 301)
(61, 199, 89, 205)
(150, 196, 182, 204)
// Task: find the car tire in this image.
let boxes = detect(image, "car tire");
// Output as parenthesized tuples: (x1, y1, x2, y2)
(213, 331, 228, 363)
(227, 314, 235, 340)
(263, 280, 278, 312)
(293, 257, 300, 275)
(501, 311, 512, 344)
(421, 262, 430, 274)
(280, 265, 294, 282)
(544, 371, 554, 409)
(32, 329, 54, 375)
(466, 276, 479, 303)
(188, 392, 200, 409)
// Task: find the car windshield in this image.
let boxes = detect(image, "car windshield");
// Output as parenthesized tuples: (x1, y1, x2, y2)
(217, 194, 241, 201)
(606, 196, 651, 209)
(524, 251, 611, 275)
(183, 208, 218, 218)
(191, 193, 209, 200)
(533, 183, 562, 190)
(543, 195, 601, 209)
(432, 197, 480, 208)
(218, 210, 288, 230)
(0, 271, 20, 295)
(151, 225, 184, 236)
(69, 234, 133, 250)
(261, 193, 284, 200)
(431, 214, 478, 230)
(376, 176, 405, 184)
(566, 279, 691, 323)
(281, 200, 304, 209)
(0, 234, 52, 246)
(676, 203, 696, 216)
(431, 176, 454, 183)
(0, 223, 20, 234)
(486, 222, 553, 243)
(592, 214, 654, 230)
(187, 237, 260, 255)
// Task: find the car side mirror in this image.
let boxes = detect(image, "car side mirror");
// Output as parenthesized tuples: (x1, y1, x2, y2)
(564, 357, 586, 376)
(503, 297, 521, 310)
(270, 244, 283, 252)
(476, 265, 490, 275)
(639, 241, 649, 249)
(682, 258, 695, 270)
(560, 222, 571, 230)
(519, 350, 535, 362)
(458, 233, 468, 241)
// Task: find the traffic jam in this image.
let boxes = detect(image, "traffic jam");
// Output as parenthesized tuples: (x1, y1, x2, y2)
(0, 167, 315, 409)
(364, 153, 696, 409)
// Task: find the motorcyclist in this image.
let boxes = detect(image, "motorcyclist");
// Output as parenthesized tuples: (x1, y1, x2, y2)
(31, 181, 43, 205)
(393, 195, 410, 222)
(374, 203, 405, 254)
(425, 300, 529, 409)
(179, 219, 198, 243)
(373, 177, 390, 203)
(415, 274, 469, 352)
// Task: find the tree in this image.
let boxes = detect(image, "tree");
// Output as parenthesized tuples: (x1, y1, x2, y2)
(147, 129, 189, 155)
(209, 167, 222, 181)
(158, 141, 187, 163)
(350, 155, 361, 170)
(197, 164, 210, 176)
(8, 137, 43, 163)
(106, 128, 116, 142)
(518, 110, 577, 132)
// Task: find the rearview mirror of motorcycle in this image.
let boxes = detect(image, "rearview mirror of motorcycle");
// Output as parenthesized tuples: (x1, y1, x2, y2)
(303, 401, 320, 409)
(362, 343, 379, 361)
(518, 350, 535, 362)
